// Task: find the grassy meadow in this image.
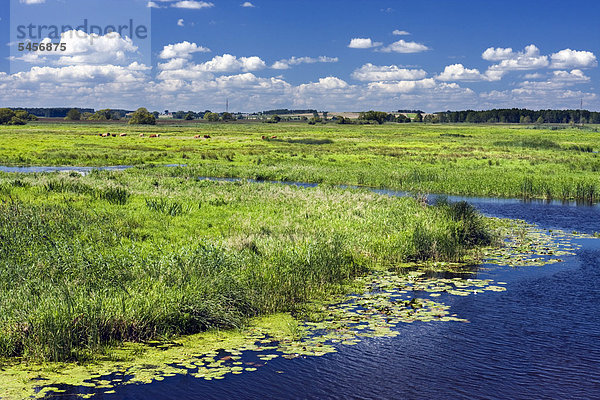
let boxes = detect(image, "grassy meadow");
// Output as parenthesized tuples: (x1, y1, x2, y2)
(0, 121, 599, 202)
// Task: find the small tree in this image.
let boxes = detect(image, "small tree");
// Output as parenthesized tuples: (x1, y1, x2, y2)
(184, 112, 195, 120)
(0, 108, 15, 124)
(204, 112, 220, 122)
(128, 107, 156, 125)
(358, 110, 388, 124)
(520, 115, 532, 124)
(88, 109, 112, 120)
(535, 116, 544, 125)
(65, 109, 81, 121)
(413, 112, 423, 122)
(221, 112, 234, 121)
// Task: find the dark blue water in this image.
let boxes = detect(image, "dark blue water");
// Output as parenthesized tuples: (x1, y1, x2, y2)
(3, 169, 600, 399)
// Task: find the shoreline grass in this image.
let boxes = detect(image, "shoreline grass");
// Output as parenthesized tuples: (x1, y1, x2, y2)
(0, 168, 493, 362)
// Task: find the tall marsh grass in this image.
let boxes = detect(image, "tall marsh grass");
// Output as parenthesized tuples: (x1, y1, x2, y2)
(0, 171, 495, 361)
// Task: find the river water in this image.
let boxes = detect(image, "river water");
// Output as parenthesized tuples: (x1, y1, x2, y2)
(1, 167, 599, 399)
(88, 198, 600, 400)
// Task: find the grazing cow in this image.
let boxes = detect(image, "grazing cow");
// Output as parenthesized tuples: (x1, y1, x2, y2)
(98, 133, 103, 137)
(194, 135, 201, 139)
(203, 135, 211, 139)
(149, 134, 159, 138)
(139, 133, 144, 137)
(261, 135, 267, 140)
(111, 134, 116, 137)
(271, 136, 277, 139)
(101, 133, 110, 137)
(120, 133, 127, 137)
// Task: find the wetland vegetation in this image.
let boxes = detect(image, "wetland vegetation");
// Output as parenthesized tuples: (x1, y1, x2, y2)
(0, 167, 493, 363)
(0, 121, 598, 398)
(0, 122, 598, 202)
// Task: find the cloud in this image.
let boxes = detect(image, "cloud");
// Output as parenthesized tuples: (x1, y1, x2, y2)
(482, 45, 549, 73)
(159, 41, 210, 59)
(367, 78, 437, 93)
(177, 19, 185, 26)
(351, 63, 427, 82)
(551, 69, 590, 82)
(484, 45, 549, 79)
(241, 1, 255, 7)
(147, 1, 161, 7)
(379, 40, 429, 53)
(392, 30, 410, 36)
(271, 56, 338, 70)
(201, 54, 266, 72)
(550, 49, 597, 69)
(157, 54, 267, 81)
(516, 69, 590, 92)
(482, 47, 515, 61)
(348, 38, 382, 49)
(297, 77, 348, 92)
(19, 0, 45, 4)
(171, 1, 214, 9)
(523, 72, 545, 79)
(436, 64, 499, 82)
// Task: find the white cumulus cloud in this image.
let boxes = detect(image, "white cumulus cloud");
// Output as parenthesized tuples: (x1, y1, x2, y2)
(171, 1, 214, 9)
(482, 47, 516, 61)
(348, 38, 382, 49)
(550, 49, 597, 69)
(392, 30, 410, 36)
(271, 56, 338, 70)
(379, 40, 429, 53)
(241, 2, 255, 7)
(367, 78, 436, 93)
(437, 64, 499, 82)
(160, 41, 210, 59)
(351, 63, 427, 82)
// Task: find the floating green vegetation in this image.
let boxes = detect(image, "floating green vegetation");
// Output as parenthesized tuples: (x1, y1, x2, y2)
(484, 219, 590, 267)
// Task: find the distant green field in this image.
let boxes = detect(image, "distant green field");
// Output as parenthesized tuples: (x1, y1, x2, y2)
(0, 121, 599, 201)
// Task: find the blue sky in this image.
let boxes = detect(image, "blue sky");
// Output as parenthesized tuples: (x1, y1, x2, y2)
(1, 0, 599, 112)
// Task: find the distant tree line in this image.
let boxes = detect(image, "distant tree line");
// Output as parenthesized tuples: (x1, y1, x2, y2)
(397, 109, 424, 114)
(435, 109, 600, 124)
(358, 111, 413, 124)
(12, 108, 94, 118)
